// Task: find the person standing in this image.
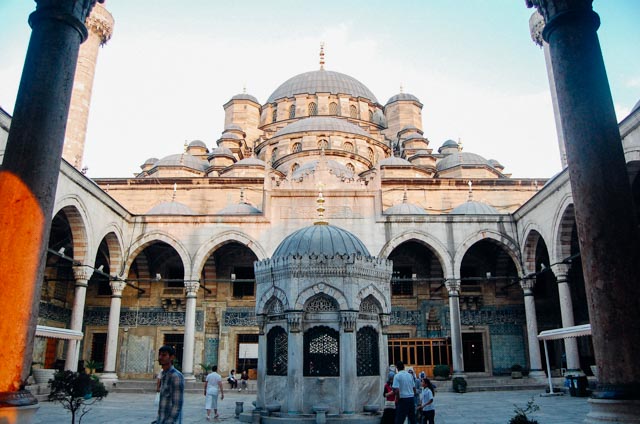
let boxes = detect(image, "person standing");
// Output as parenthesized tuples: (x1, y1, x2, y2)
(382, 374, 397, 424)
(204, 365, 224, 420)
(392, 361, 416, 424)
(417, 377, 435, 424)
(155, 345, 184, 424)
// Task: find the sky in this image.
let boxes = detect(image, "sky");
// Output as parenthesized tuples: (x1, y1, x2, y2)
(0, 1, 639, 179)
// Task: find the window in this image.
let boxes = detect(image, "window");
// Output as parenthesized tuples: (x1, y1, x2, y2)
(236, 334, 259, 372)
(368, 148, 375, 162)
(343, 142, 354, 152)
(391, 266, 413, 296)
(304, 326, 339, 376)
(291, 142, 302, 153)
(346, 163, 355, 174)
(272, 107, 277, 123)
(318, 139, 328, 150)
(308, 102, 318, 116)
(368, 110, 374, 122)
(329, 102, 339, 115)
(267, 327, 288, 376)
(271, 148, 278, 163)
(357, 327, 379, 376)
(289, 105, 296, 119)
(291, 163, 299, 173)
(232, 266, 255, 298)
(350, 105, 358, 119)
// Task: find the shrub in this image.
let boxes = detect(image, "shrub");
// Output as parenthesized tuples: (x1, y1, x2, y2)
(509, 397, 539, 424)
(433, 365, 450, 379)
(452, 377, 467, 393)
(48, 370, 108, 424)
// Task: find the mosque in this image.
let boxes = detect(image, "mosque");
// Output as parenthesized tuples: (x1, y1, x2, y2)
(1, 3, 640, 412)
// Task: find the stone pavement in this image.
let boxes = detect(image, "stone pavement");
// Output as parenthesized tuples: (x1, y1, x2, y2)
(32, 389, 591, 423)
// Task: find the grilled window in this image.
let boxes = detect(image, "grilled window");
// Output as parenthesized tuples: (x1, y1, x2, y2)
(329, 102, 339, 115)
(308, 102, 318, 116)
(304, 326, 339, 376)
(350, 105, 358, 119)
(357, 326, 379, 376)
(289, 105, 296, 119)
(272, 107, 278, 123)
(267, 326, 287, 376)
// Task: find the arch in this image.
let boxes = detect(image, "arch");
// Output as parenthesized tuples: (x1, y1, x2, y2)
(267, 326, 288, 376)
(329, 102, 339, 116)
(308, 102, 318, 116)
(304, 293, 339, 312)
(551, 195, 576, 265)
(51, 197, 92, 265)
(521, 228, 544, 275)
(295, 283, 348, 310)
(95, 227, 125, 277)
(291, 142, 302, 153)
(356, 284, 389, 313)
(349, 105, 358, 119)
(192, 230, 267, 280)
(378, 230, 453, 278)
(256, 286, 290, 314)
(453, 230, 523, 278)
(123, 231, 192, 280)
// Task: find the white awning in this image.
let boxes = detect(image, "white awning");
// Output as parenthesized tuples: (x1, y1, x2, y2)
(537, 324, 591, 341)
(35, 325, 83, 340)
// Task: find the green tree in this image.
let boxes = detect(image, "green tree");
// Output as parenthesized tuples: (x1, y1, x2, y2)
(48, 370, 108, 424)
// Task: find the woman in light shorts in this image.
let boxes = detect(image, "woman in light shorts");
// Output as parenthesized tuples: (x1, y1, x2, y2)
(204, 365, 224, 420)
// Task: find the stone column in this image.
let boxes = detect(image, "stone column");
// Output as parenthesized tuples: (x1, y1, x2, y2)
(255, 316, 267, 410)
(182, 281, 199, 381)
(339, 311, 357, 414)
(286, 311, 303, 414)
(100, 279, 126, 385)
(527, 0, 640, 417)
(445, 280, 465, 376)
(63, 2, 114, 169)
(64, 266, 94, 371)
(0, 0, 98, 414)
(520, 279, 544, 378)
(551, 264, 580, 371)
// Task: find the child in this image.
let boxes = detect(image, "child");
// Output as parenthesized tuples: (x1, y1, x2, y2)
(417, 377, 435, 424)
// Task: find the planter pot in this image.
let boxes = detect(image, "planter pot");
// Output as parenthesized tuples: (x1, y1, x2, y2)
(32, 368, 56, 385)
(511, 371, 523, 379)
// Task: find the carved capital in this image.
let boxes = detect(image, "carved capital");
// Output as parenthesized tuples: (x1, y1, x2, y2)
(287, 311, 303, 333)
(184, 281, 200, 296)
(529, 11, 545, 47)
(109, 280, 126, 296)
(340, 311, 358, 332)
(31, 0, 101, 42)
(85, 2, 114, 45)
(256, 315, 266, 335)
(520, 278, 536, 294)
(526, 0, 598, 42)
(72, 265, 93, 283)
(551, 263, 570, 284)
(445, 279, 460, 295)
(379, 313, 390, 334)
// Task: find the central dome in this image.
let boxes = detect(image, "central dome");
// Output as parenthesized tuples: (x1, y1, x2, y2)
(272, 224, 370, 259)
(267, 70, 378, 104)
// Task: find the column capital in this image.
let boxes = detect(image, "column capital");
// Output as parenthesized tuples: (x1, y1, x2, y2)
(109, 280, 126, 296)
(526, 0, 598, 43)
(256, 314, 266, 335)
(529, 10, 545, 47)
(30, 0, 102, 42)
(85, 2, 113, 45)
(184, 281, 200, 296)
(72, 265, 93, 282)
(551, 263, 570, 284)
(379, 313, 390, 334)
(286, 311, 303, 333)
(340, 310, 358, 332)
(520, 278, 536, 293)
(445, 279, 460, 295)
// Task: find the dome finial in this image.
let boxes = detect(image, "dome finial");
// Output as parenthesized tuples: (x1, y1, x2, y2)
(400, 83, 404, 93)
(314, 182, 328, 225)
(458, 138, 463, 152)
(240, 187, 246, 204)
(319, 42, 325, 70)
(403, 186, 408, 204)
(242, 84, 247, 94)
(172, 182, 177, 201)
(467, 180, 473, 201)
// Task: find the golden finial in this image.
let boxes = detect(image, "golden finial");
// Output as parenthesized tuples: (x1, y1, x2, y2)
(458, 137, 463, 152)
(314, 182, 328, 225)
(319, 42, 325, 70)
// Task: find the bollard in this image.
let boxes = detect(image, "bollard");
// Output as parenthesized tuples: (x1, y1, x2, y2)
(235, 401, 244, 418)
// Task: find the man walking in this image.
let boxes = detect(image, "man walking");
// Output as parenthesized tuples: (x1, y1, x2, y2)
(155, 345, 184, 424)
(204, 365, 224, 420)
(392, 361, 416, 424)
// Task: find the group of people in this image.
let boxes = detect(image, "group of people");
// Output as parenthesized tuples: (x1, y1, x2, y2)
(383, 361, 436, 424)
(152, 345, 250, 423)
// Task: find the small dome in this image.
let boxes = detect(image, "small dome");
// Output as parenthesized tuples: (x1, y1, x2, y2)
(231, 93, 259, 104)
(143, 157, 159, 166)
(147, 201, 196, 215)
(219, 132, 242, 140)
(217, 202, 262, 215)
(379, 156, 412, 166)
(488, 159, 504, 169)
(235, 157, 266, 167)
(288, 159, 354, 179)
(441, 139, 459, 148)
(188, 140, 207, 148)
(386, 92, 421, 104)
(384, 203, 427, 215)
(209, 146, 234, 157)
(450, 201, 500, 215)
(272, 224, 370, 259)
(224, 124, 244, 132)
(273, 116, 370, 138)
(155, 153, 208, 171)
(267, 69, 378, 104)
(403, 134, 425, 142)
(436, 152, 489, 172)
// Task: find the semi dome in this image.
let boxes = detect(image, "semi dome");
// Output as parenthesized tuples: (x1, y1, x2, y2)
(450, 201, 500, 215)
(384, 203, 427, 215)
(273, 116, 370, 138)
(267, 69, 378, 104)
(288, 159, 355, 179)
(436, 152, 489, 172)
(155, 153, 208, 171)
(142, 157, 159, 166)
(147, 201, 195, 215)
(272, 224, 370, 259)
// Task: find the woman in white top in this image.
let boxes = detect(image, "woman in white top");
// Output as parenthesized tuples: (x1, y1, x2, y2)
(417, 377, 435, 424)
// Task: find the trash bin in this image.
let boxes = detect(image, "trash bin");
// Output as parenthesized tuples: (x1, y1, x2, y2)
(567, 375, 589, 397)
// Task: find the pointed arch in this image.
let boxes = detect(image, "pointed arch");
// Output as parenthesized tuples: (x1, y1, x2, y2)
(356, 284, 389, 313)
(551, 195, 576, 265)
(52, 196, 91, 265)
(192, 230, 267, 280)
(378, 230, 453, 278)
(453, 230, 523, 278)
(123, 231, 192, 279)
(295, 283, 348, 310)
(256, 286, 290, 315)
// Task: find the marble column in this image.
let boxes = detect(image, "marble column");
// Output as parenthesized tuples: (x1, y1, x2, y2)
(255, 316, 267, 410)
(64, 266, 94, 371)
(182, 281, 199, 381)
(527, 0, 640, 417)
(286, 312, 303, 414)
(0, 0, 98, 414)
(520, 279, 544, 378)
(551, 264, 580, 371)
(445, 280, 465, 376)
(339, 311, 357, 414)
(100, 279, 126, 385)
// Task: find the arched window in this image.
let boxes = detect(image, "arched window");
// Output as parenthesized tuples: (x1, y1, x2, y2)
(343, 142, 354, 152)
(346, 163, 355, 174)
(350, 105, 358, 119)
(304, 293, 339, 312)
(291, 163, 299, 173)
(368, 110, 374, 122)
(265, 297, 284, 316)
(267, 326, 288, 376)
(329, 102, 339, 116)
(318, 139, 328, 150)
(271, 148, 278, 163)
(304, 326, 339, 376)
(368, 147, 375, 162)
(308, 102, 318, 116)
(289, 104, 296, 119)
(356, 326, 379, 376)
(291, 142, 302, 153)
(272, 107, 278, 123)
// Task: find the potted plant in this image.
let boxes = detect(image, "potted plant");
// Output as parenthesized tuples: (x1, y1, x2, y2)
(511, 364, 524, 379)
(433, 365, 450, 381)
(84, 360, 102, 375)
(452, 376, 467, 393)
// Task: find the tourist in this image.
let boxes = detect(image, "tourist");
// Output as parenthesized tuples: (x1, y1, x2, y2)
(227, 369, 238, 389)
(154, 345, 184, 424)
(204, 365, 224, 420)
(392, 361, 416, 424)
(382, 374, 396, 424)
(240, 370, 249, 391)
(417, 377, 435, 424)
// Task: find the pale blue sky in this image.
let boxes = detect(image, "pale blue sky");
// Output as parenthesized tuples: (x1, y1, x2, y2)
(1, 1, 638, 178)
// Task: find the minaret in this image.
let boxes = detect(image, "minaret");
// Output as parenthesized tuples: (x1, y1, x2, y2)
(63, 2, 114, 170)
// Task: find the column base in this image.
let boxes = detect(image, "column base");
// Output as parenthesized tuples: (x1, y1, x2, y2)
(99, 372, 119, 387)
(528, 370, 547, 380)
(585, 398, 640, 423)
(183, 373, 196, 382)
